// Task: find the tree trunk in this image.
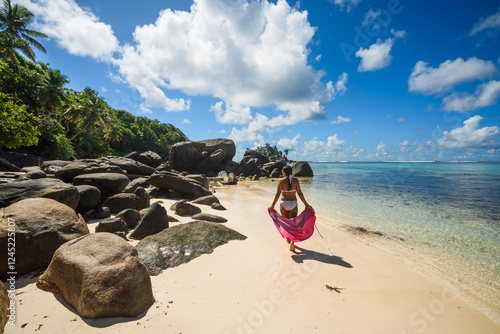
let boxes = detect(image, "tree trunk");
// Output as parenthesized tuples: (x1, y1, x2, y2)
(67, 119, 91, 143)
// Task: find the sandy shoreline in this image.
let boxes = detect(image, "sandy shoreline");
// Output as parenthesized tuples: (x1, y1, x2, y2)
(4, 183, 500, 334)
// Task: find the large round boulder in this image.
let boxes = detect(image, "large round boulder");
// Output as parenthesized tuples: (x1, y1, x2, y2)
(75, 185, 101, 213)
(73, 173, 129, 195)
(165, 139, 236, 173)
(0, 198, 89, 278)
(36, 233, 154, 319)
(0, 178, 80, 210)
(291, 161, 314, 177)
(138, 151, 163, 168)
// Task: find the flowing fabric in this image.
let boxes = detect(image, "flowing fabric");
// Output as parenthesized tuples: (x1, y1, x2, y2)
(268, 207, 316, 243)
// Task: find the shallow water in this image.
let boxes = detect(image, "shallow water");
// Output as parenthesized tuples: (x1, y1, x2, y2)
(256, 162, 500, 324)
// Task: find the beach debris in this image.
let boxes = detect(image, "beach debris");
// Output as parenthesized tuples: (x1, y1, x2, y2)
(325, 284, 344, 293)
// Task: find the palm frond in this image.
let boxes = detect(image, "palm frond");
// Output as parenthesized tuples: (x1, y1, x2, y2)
(23, 34, 46, 53)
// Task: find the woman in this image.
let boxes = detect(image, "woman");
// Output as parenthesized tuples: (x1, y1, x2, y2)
(269, 166, 311, 251)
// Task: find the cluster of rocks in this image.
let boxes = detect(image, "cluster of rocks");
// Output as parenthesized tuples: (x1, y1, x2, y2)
(165, 139, 313, 180)
(0, 143, 250, 324)
(0, 138, 312, 324)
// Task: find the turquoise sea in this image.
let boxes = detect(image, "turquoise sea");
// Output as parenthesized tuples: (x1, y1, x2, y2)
(257, 162, 500, 324)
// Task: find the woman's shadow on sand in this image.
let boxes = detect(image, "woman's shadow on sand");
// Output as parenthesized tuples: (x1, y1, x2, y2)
(291, 246, 353, 268)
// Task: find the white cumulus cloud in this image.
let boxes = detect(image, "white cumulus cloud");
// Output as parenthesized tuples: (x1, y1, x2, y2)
(229, 71, 348, 143)
(346, 146, 364, 157)
(210, 101, 253, 125)
(304, 134, 345, 155)
(408, 57, 497, 95)
(442, 80, 500, 112)
(331, 115, 352, 124)
(398, 140, 410, 152)
(470, 7, 500, 35)
(114, 0, 335, 117)
(356, 38, 393, 72)
(436, 115, 500, 149)
(17, 0, 119, 60)
(278, 134, 301, 151)
(375, 141, 388, 156)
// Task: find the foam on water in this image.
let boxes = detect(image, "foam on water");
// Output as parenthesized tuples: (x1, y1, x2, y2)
(257, 162, 500, 324)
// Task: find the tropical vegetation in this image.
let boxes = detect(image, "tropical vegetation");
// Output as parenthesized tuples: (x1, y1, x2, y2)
(0, 0, 188, 159)
(256, 143, 288, 161)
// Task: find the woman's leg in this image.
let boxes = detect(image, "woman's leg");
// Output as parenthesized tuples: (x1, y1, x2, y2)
(280, 204, 298, 251)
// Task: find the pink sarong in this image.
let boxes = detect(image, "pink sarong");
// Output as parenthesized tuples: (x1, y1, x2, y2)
(268, 207, 316, 243)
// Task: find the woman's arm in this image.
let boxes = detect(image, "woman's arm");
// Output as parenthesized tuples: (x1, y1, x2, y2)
(296, 180, 311, 209)
(270, 180, 283, 209)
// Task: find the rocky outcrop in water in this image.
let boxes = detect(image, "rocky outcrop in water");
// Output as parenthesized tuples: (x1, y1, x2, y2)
(291, 161, 314, 177)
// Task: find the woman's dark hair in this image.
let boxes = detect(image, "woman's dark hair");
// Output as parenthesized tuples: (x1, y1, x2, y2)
(283, 166, 293, 190)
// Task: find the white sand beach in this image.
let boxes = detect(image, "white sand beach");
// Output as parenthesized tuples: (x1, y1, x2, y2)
(4, 182, 500, 334)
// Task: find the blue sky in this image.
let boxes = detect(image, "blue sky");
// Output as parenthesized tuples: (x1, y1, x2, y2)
(16, 0, 500, 161)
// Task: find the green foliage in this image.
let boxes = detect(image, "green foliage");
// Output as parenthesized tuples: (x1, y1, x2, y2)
(0, 1, 189, 159)
(0, 58, 45, 114)
(105, 109, 188, 158)
(0, 0, 47, 61)
(73, 130, 112, 159)
(63, 87, 110, 142)
(38, 64, 69, 113)
(39, 133, 75, 160)
(256, 143, 285, 161)
(0, 92, 40, 147)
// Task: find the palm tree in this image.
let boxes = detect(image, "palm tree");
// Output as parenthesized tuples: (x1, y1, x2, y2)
(63, 87, 110, 142)
(0, 0, 47, 61)
(103, 123, 123, 142)
(38, 64, 69, 114)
